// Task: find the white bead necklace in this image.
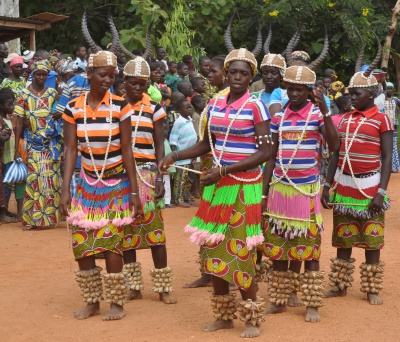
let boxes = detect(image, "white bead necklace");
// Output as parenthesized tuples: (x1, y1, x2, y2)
(270, 104, 320, 197)
(207, 95, 263, 182)
(332, 113, 371, 198)
(82, 91, 121, 187)
(131, 104, 155, 189)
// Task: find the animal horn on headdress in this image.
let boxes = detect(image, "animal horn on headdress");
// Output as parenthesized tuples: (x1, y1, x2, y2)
(108, 15, 120, 55)
(308, 25, 329, 70)
(82, 9, 101, 53)
(263, 24, 272, 54)
(142, 22, 153, 60)
(282, 23, 302, 58)
(354, 29, 365, 72)
(224, 13, 236, 52)
(283, 24, 303, 67)
(107, 13, 136, 60)
(363, 32, 382, 77)
(251, 18, 263, 57)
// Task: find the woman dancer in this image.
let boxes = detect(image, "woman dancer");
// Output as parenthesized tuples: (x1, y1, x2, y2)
(322, 53, 392, 306)
(60, 51, 141, 321)
(262, 65, 339, 323)
(160, 49, 271, 338)
(122, 57, 176, 304)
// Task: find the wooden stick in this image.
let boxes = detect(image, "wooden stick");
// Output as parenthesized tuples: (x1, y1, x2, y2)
(263, 212, 313, 223)
(328, 202, 368, 207)
(171, 164, 204, 175)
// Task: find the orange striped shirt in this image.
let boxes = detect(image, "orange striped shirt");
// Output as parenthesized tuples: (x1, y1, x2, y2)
(63, 91, 133, 172)
(129, 93, 166, 162)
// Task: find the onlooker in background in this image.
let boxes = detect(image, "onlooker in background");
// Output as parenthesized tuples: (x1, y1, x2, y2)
(167, 91, 185, 131)
(191, 77, 207, 100)
(182, 55, 195, 70)
(165, 61, 177, 85)
(177, 81, 194, 101)
(156, 46, 168, 71)
(113, 78, 126, 97)
(169, 98, 197, 207)
(0, 43, 9, 83)
(0, 56, 26, 97)
(169, 62, 189, 93)
(163, 121, 175, 208)
(196, 56, 215, 99)
(74, 45, 87, 69)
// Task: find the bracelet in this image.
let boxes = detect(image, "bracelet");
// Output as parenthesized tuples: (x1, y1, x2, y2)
(131, 192, 139, 196)
(322, 110, 332, 118)
(262, 195, 269, 199)
(156, 177, 163, 182)
(323, 182, 332, 188)
(172, 151, 179, 161)
(224, 165, 229, 176)
(377, 188, 387, 196)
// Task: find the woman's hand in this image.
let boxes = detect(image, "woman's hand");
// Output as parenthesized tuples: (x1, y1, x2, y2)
(60, 190, 71, 217)
(368, 193, 384, 212)
(154, 178, 165, 199)
(200, 167, 221, 186)
(158, 154, 175, 175)
(130, 195, 142, 219)
(14, 150, 21, 162)
(261, 197, 268, 216)
(321, 187, 333, 209)
(312, 87, 329, 114)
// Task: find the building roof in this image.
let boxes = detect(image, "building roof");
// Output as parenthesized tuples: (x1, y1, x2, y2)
(0, 12, 69, 42)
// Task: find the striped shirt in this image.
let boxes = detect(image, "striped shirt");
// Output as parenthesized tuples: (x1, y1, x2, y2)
(130, 93, 166, 162)
(169, 115, 197, 166)
(207, 90, 270, 165)
(271, 102, 324, 184)
(337, 105, 393, 174)
(56, 73, 90, 113)
(63, 91, 132, 172)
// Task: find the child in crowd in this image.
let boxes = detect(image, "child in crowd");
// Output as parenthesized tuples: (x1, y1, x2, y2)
(113, 78, 126, 97)
(0, 94, 17, 222)
(190, 95, 206, 199)
(177, 81, 194, 101)
(163, 121, 175, 208)
(168, 62, 189, 93)
(167, 91, 185, 132)
(191, 77, 208, 100)
(332, 95, 351, 128)
(169, 98, 197, 207)
(165, 61, 178, 85)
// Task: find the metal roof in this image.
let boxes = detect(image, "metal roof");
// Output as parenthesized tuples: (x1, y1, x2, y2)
(0, 12, 68, 42)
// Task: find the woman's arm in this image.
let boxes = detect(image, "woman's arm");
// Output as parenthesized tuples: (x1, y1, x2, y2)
(262, 132, 278, 213)
(14, 116, 24, 161)
(153, 117, 166, 198)
(368, 130, 393, 210)
(321, 149, 340, 209)
(59, 121, 78, 217)
(120, 116, 141, 216)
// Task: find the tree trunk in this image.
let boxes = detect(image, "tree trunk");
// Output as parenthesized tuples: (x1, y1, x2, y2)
(390, 52, 400, 90)
(381, 0, 400, 69)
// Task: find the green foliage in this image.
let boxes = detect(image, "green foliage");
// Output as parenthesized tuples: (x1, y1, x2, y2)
(18, 0, 399, 81)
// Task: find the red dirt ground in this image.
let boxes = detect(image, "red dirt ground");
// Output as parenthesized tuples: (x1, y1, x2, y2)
(1, 174, 399, 342)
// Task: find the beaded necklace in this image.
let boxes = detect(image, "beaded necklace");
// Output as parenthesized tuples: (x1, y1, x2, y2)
(207, 94, 263, 182)
(270, 104, 320, 197)
(82, 91, 121, 186)
(331, 113, 370, 198)
(131, 103, 155, 189)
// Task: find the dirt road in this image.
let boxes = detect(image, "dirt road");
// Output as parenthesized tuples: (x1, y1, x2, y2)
(1, 175, 399, 342)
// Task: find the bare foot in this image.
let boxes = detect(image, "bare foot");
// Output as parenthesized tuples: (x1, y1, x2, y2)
(325, 288, 347, 298)
(127, 289, 143, 301)
(264, 304, 287, 315)
(160, 292, 177, 304)
(305, 307, 320, 323)
(74, 302, 100, 320)
(368, 293, 383, 305)
(103, 303, 126, 321)
(202, 319, 234, 332)
(287, 291, 303, 307)
(208, 284, 239, 292)
(183, 274, 212, 288)
(240, 323, 260, 338)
